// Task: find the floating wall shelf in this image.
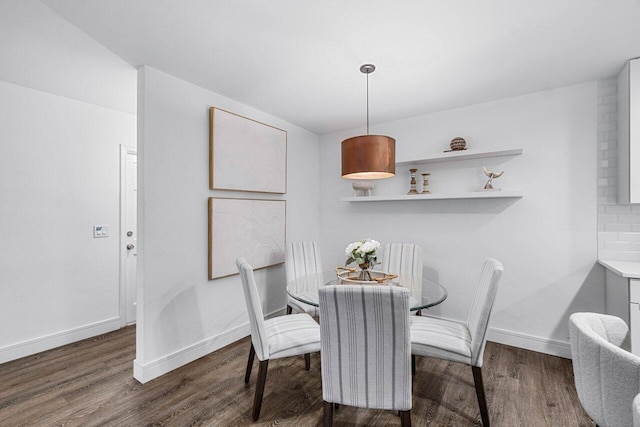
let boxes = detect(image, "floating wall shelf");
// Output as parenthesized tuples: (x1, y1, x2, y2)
(341, 147, 524, 202)
(340, 191, 523, 202)
(396, 147, 523, 166)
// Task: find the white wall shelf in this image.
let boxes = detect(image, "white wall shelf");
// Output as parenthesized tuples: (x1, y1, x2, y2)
(340, 191, 523, 202)
(342, 147, 524, 202)
(396, 147, 523, 166)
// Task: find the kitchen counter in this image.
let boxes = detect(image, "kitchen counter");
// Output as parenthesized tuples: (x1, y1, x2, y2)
(599, 259, 640, 278)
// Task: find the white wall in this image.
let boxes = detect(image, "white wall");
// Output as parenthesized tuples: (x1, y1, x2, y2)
(319, 82, 603, 357)
(135, 66, 320, 382)
(0, 0, 136, 363)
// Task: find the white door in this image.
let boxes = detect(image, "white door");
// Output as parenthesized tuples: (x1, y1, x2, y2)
(122, 148, 137, 325)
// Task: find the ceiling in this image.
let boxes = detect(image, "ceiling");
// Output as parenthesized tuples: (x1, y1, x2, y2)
(43, 0, 640, 135)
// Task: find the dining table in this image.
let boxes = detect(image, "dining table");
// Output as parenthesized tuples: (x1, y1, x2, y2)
(286, 270, 448, 313)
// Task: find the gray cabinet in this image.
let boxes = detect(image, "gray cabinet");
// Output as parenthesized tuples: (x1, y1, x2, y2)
(617, 58, 640, 204)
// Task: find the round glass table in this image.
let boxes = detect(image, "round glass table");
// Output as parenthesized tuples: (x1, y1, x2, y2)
(286, 271, 447, 312)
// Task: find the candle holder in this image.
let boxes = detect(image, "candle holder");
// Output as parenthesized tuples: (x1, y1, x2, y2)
(407, 169, 419, 195)
(421, 173, 431, 194)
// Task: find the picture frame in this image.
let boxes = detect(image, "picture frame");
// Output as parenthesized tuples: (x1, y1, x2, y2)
(209, 107, 287, 194)
(208, 197, 286, 279)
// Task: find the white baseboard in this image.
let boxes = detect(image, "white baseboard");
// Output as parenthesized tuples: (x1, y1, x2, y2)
(133, 322, 250, 383)
(133, 307, 285, 384)
(0, 317, 121, 364)
(488, 327, 571, 359)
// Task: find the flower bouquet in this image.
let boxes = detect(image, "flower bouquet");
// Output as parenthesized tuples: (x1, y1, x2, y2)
(345, 238, 381, 281)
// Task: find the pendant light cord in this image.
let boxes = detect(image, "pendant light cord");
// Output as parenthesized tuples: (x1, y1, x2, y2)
(366, 72, 370, 135)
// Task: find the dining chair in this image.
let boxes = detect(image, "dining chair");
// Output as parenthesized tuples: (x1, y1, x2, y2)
(569, 312, 640, 427)
(378, 242, 423, 278)
(319, 284, 412, 426)
(236, 258, 321, 421)
(410, 258, 503, 427)
(377, 243, 423, 314)
(285, 241, 323, 316)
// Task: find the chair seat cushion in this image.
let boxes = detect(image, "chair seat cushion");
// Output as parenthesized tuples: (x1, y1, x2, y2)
(265, 313, 321, 359)
(410, 316, 472, 365)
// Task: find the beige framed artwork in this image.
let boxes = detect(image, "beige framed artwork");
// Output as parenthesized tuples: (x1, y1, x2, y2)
(209, 107, 287, 194)
(208, 197, 286, 279)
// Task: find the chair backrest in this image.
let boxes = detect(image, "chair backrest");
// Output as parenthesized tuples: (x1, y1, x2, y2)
(319, 284, 412, 411)
(569, 312, 640, 427)
(378, 243, 423, 279)
(466, 258, 503, 367)
(236, 258, 269, 361)
(285, 241, 324, 281)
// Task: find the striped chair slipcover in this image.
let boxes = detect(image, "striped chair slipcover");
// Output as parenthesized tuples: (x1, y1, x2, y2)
(236, 258, 321, 421)
(376, 243, 423, 314)
(569, 312, 640, 427)
(285, 241, 324, 316)
(377, 243, 423, 279)
(410, 258, 503, 427)
(319, 284, 412, 426)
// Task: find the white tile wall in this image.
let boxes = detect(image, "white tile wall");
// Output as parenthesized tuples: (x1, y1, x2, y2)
(598, 78, 640, 261)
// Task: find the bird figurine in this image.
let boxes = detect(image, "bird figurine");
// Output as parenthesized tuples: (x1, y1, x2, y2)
(482, 166, 504, 190)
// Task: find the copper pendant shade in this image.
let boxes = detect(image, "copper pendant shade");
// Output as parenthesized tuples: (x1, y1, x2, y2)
(341, 64, 396, 180)
(342, 135, 395, 179)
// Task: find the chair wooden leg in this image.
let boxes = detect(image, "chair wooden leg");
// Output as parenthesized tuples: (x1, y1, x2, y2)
(252, 360, 269, 421)
(472, 366, 490, 427)
(399, 410, 411, 427)
(323, 400, 334, 426)
(305, 353, 311, 370)
(286, 305, 293, 315)
(245, 343, 255, 383)
(411, 354, 416, 376)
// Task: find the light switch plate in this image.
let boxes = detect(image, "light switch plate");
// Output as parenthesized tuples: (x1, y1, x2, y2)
(93, 225, 109, 238)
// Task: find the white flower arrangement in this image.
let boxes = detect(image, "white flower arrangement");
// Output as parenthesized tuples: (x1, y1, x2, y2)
(345, 238, 381, 267)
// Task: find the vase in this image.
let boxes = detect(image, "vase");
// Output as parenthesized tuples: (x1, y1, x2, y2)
(358, 262, 372, 281)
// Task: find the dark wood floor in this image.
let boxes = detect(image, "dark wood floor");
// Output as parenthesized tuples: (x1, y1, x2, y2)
(0, 325, 592, 426)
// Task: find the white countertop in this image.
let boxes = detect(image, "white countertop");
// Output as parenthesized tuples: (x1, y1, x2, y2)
(599, 259, 640, 279)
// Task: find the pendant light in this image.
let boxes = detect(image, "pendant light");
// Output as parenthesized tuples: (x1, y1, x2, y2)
(341, 64, 396, 179)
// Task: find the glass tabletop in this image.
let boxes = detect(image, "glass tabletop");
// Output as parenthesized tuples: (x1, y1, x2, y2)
(286, 271, 447, 312)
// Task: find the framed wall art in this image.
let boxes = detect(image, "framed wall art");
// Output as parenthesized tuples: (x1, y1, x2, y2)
(209, 107, 287, 194)
(208, 197, 286, 279)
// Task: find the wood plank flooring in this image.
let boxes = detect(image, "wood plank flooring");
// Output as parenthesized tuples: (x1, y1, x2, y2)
(0, 326, 592, 426)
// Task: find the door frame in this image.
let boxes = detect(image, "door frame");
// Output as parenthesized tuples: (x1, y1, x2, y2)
(119, 144, 137, 327)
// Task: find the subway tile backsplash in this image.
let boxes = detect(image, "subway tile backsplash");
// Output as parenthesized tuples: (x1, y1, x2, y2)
(597, 78, 640, 261)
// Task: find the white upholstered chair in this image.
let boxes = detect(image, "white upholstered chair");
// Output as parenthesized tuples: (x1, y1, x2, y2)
(410, 258, 503, 427)
(378, 242, 423, 279)
(236, 258, 321, 421)
(319, 284, 412, 426)
(285, 241, 323, 316)
(569, 312, 640, 427)
(377, 243, 423, 315)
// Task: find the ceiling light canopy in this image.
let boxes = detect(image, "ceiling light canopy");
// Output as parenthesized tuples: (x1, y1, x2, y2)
(341, 64, 396, 180)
